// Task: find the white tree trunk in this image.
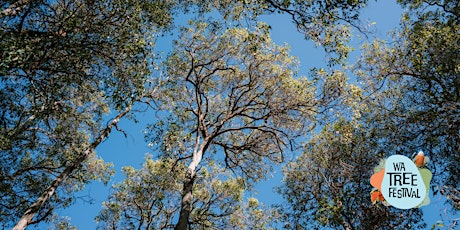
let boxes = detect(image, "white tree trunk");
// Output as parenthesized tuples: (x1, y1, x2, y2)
(13, 104, 132, 230)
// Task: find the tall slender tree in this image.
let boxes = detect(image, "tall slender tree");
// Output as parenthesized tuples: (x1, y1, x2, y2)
(1, 0, 176, 228)
(148, 20, 324, 229)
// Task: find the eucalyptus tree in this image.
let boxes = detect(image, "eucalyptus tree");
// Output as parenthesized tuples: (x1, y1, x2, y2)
(0, 0, 176, 228)
(0, 0, 408, 229)
(146, 20, 332, 229)
(279, 1, 459, 228)
(355, 0, 460, 215)
(279, 119, 425, 229)
(0, 0, 364, 227)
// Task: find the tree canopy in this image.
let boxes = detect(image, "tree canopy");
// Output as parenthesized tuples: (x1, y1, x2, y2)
(1, 0, 459, 229)
(152, 20, 322, 229)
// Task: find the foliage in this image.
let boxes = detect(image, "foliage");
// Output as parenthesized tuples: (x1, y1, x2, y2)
(0, 0, 372, 227)
(95, 157, 184, 229)
(280, 119, 426, 229)
(280, 1, 460, 228)
(148, 19, 325, 228)
(49, 215, 78, 230)
(228, 197, 281, 230)
(0, 0, 175, 227)
(185, 0, 369, 65)
(96, 156, 280, 229)
(355, 0, 460, 215)
(157, 19, 317, 175)
(2, 0, 459, 229)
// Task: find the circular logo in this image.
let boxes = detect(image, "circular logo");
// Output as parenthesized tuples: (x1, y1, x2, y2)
(370, 153, 432, 209)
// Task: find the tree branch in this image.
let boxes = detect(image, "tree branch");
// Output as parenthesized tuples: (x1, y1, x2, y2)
(12, 100, 136, 230)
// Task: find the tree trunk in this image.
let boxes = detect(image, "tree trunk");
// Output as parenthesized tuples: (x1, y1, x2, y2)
(174, 168, 196, 230)
(13, 151, 89, 230)
(13, 104, 133, 230)
(174, 146, 204, 230)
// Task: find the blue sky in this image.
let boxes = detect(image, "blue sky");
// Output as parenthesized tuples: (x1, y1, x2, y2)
(37, 1, 455, 229)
